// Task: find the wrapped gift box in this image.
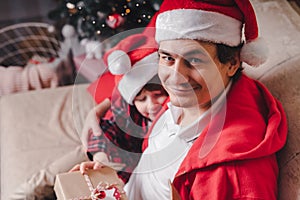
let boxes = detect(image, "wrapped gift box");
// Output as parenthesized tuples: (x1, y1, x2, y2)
(54, 167, 123, 200)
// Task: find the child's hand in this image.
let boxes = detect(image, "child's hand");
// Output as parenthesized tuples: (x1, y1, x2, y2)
(69, 161, 106, 174)
(81, 107, 103, 148)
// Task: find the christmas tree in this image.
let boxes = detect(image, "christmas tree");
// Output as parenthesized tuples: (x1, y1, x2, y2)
(48, 0, 162, 41)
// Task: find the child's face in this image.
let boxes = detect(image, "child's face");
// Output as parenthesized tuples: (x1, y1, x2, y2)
(133, 89, 168, 121)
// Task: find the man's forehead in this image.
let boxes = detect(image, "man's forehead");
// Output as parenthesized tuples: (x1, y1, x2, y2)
(158, 39, 212, 56)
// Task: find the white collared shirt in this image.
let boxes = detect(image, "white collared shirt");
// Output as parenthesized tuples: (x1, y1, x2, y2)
(124, 82, 232, 200)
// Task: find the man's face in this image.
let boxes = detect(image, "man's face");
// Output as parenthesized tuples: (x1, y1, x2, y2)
(158, 39, 233, 109)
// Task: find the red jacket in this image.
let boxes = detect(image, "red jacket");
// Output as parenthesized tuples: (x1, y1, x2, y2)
(143, 74, 288, 200)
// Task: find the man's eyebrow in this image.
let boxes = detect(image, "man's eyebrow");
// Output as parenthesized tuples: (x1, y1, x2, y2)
(184, 49, 207, 57)
(158, 49, 172, 55)
(158, 49, 206, 57)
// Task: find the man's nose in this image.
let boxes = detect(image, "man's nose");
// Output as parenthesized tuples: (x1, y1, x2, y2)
(171, 58, 189, 84)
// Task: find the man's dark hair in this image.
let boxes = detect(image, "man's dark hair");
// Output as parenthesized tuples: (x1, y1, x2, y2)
(216, 43, 243, 80)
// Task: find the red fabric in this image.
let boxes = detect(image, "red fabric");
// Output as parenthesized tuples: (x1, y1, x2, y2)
(234, 0, 258, 41)
(102, 34, 158, 67)
(142, 74, 288, 199)
(87, 72, 116, 104)
(142, 12, 158, 38)
(87, 72, 116, 118)
(159, 0, 243, 22)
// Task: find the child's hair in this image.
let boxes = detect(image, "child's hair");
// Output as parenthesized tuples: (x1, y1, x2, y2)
(136, 75, 168, 96)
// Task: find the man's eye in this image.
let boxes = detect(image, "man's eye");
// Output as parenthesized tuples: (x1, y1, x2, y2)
(188, 58, 202, 64)
(159, 54, 174, 62)
(165, 56, 174, 61)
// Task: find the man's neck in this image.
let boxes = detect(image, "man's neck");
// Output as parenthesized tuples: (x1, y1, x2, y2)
(177, 104, 210, 126)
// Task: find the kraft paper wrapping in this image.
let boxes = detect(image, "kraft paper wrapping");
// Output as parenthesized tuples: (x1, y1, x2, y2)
(54, 167, 121, 200)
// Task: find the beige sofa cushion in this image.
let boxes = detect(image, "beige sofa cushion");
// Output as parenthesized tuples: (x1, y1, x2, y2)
(259, 56, 300, 200)
(247, 0, 300, 199)
(0, 84, 94, 199)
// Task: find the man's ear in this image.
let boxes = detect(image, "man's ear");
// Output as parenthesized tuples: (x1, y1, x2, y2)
(227, 55, 240, 77)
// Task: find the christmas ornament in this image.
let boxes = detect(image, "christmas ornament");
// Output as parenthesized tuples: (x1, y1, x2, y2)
(106, 14, 125, 29)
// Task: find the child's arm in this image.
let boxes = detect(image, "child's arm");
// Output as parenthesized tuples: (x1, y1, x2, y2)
(93, 152, 110, 163)
(94, 98, 111, 119)
(81, 98, 111, 148)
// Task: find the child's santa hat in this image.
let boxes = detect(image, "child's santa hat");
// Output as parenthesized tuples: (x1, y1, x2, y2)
(155, 0, 268, 67)
(104, 33, 159, 105)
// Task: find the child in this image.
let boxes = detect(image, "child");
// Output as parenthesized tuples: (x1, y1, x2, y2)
(80, 33, 168, 183)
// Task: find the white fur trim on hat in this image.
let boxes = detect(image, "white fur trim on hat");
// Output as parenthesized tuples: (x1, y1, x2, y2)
(155, 9, 242, 46)
(241, 37, 269, 67)
(108, 50, 131, 75)
(118, 52, 159, 105)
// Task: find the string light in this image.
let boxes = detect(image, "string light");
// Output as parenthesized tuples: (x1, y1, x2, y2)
(49, 0, 163, 41)
(66, 3, 75, 9)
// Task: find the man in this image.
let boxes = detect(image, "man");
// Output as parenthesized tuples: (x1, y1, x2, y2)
(124, 0, 288, 199)
(76, 0, 288, 199)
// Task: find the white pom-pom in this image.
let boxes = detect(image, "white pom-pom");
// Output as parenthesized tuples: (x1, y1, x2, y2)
(62, 24, 76, 38)
(108, 50, 131, 75)
(240, 37, 269, 67)
(47, 25, 55, 33)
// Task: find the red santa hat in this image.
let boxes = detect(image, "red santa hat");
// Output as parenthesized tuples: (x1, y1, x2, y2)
(155, 0, 268, 67)
(104, 33, 159, 105)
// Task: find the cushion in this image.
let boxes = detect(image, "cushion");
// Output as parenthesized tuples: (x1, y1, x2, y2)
(245, 1, 300, 199)
(259, 56, 300, 200)
(0, 84, 95, 199)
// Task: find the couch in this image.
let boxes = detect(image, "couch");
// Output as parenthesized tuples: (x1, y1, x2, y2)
(1, 0, 300, 199)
